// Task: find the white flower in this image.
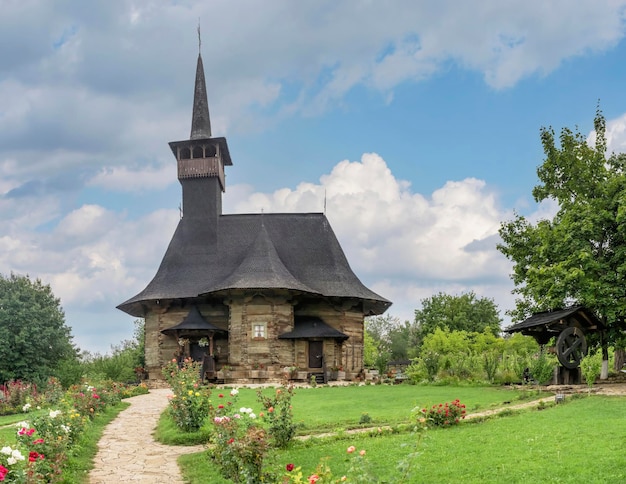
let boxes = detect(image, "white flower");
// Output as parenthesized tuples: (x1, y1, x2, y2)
(230, 389, 239, 396)
(239, 407, 247, 413)
(49, 410, 62, 418)
(12, 449, 25, 461)
(14, 421, 29, 429)
(61, 425, 70, 433)
(1, 446, 12, 455)
(22, 403, 31, 412)
(7, 457, 17, 465)
(86, 385, 94, 391)
(249, 413, 257, 419)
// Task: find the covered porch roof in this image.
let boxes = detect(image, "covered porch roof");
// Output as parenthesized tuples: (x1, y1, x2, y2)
(278, 316, 349, 341)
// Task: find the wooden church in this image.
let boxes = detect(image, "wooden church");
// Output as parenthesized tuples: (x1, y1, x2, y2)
(117, 51, 391, 384)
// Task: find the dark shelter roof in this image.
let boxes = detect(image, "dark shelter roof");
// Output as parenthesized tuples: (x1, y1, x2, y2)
(119, 213, 390, 317)
(504, 306, 604, 343)
(161, 305, 226, 335)
(278, 316, 349, 340)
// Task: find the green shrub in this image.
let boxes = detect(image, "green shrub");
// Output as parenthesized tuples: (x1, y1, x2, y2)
(257, 385, 297, 448)
(530, 351, 556, 385)
(580, 349, 602, 391)
(162, 359, 212, 432)
(418, 399, 467, 427)
(483, 350, 500, 382)
(210, 389, 270, 483)
(66, 384, 106, 419)
(53, 358, 84, 389)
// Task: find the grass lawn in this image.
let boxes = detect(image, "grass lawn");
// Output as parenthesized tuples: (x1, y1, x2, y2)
(217, 384, 538, 433)
(179, 394, 626, 483)
(156, 384, 537, 445)
(0, 408, 48, 427)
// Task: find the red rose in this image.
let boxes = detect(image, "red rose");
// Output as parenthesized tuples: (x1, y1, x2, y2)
(286, 463, 295, 472)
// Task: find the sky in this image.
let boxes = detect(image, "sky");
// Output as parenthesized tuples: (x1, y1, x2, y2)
(2, 0, 626, 354)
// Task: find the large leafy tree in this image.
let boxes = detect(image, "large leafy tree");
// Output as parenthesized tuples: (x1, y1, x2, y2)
(413, 291, 502, 344)
(0, 273, 77, 384)
(498, 108, 626, 370)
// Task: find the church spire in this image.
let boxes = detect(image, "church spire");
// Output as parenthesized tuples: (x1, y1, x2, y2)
(190, 24, 211, 140)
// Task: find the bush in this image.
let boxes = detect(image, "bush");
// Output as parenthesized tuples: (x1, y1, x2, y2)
(210, 389, 270, 483)
(580, 349, 602, 391)
(162, 358, 212, 432)
(483, 350, 500, 382)
(0, 381, 38, 416)
(53, 358, 84, 389)
(66, 384, 106, 420)
(419, 399, 467, 427)
(530, 351, 556, 385)
(256, 385, 296, 448)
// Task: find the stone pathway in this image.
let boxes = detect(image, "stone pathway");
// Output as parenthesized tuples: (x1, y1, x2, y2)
(88, 388, 203, 484)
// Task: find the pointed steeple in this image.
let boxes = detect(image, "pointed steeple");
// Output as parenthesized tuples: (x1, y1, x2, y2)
(168, 35, 232, 224)
(190, 53, 212, 140)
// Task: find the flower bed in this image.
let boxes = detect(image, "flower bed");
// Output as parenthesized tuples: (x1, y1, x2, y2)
(0, 381, 148, 482)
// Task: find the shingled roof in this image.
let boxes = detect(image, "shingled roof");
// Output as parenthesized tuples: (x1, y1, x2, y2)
(118, 212, 391, 316)
(504, 306, 604, 344)
(161, 305, 226, 335)
(279, 316, 349, 340)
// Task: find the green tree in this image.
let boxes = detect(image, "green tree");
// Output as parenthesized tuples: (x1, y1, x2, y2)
(365, 315, 417, 370)
(498, 107, 626, 371)
(0, 273, 77, 385)
(363, 330, 377, 367)
(81, 319, 145, 383)
(413, 291, 502, 348)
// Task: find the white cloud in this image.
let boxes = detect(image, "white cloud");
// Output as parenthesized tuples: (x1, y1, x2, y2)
(88, 163, 176, 192)
(606, 113, 626, 154)
(2, 0, 625, 188)
(229, 152, 515, 324)
(231, 153, 508, 278)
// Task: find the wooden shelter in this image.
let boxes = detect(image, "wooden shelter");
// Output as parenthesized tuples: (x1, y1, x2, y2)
(117, 51, 391, 384)
(504, 306, 605, 384)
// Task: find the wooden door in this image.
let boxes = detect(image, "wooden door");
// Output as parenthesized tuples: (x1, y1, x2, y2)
(308, 341, 323, 368)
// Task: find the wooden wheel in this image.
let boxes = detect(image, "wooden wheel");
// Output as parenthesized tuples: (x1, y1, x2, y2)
(556, 327, 587, 369)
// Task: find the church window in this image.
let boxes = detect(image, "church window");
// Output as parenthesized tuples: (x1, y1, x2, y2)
(180, 147, 191, 159)
(252, 323, 266, 339)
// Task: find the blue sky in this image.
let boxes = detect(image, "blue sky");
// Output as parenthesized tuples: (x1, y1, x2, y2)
(2, 1, 626, 353)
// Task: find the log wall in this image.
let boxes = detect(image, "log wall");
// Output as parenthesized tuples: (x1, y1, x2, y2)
(143, 295, 367, 381)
